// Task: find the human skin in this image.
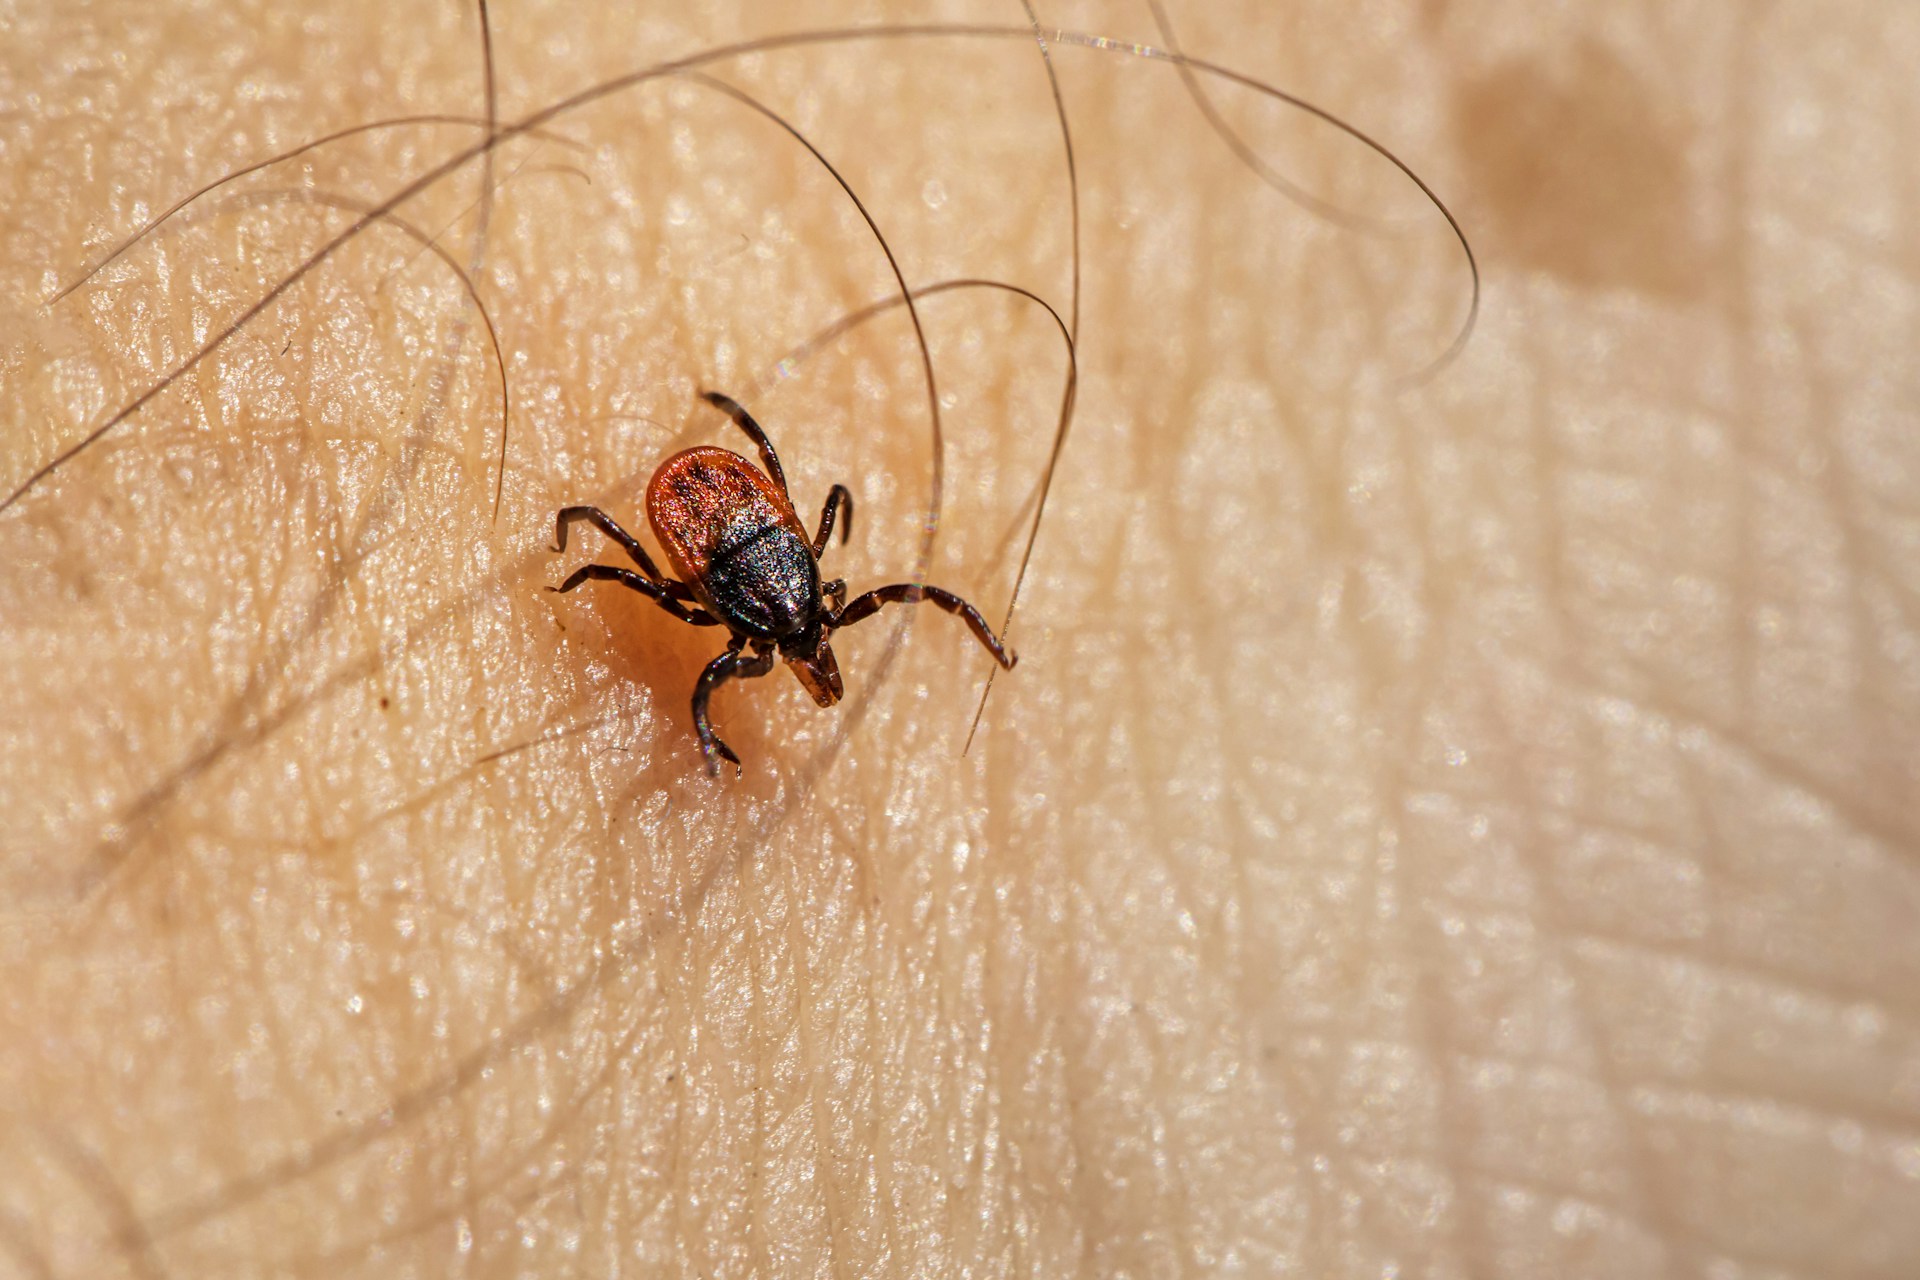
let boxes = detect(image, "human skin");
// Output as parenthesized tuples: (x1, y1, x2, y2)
(2, 0, 1917, 1275)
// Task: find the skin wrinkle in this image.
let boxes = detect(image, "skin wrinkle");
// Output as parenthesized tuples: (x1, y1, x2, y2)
(152, 413, 651, 921)
(1387, 626, 1478, 1275)
(4, 0, 1920, 1276)
(1799, 319, 1895, 830)
(285, 1006, 623, 1273)
(1344, 336, 1467, 1267)
(1567, 933, 1917, 1132)
(1175, 385, 1313, 1258)
(26, 1125, 169, 1280)
(782, 843, 848, 1262)
(63, 318, 481, 904)
(1475, 681, 1688, 1278)
(0, 1206, 57, 1280)
(1606, 671, 1915, 876)
(152, 864, 603, 1244)
(1146, 405, 1233, 1262)
(745, 824, 780, 1274)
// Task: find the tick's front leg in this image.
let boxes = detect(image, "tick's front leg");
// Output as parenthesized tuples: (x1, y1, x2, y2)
(812, 484, 854, 557)
(699, 391, 791, 504)
(553, 505, 676, 586)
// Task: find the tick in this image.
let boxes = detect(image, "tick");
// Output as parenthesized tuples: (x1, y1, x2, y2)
(550, 391, 1018, 776)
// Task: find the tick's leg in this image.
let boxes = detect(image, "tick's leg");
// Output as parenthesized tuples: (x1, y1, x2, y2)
(553, 505, 670, 583)
(821, 578, 848, 613)
(548, 564, 721, 627)
(812, 484, 854, 557)
(699, 390, 789, 502)
(692, 639, 778, 777)
(832, 583, 1018, 669)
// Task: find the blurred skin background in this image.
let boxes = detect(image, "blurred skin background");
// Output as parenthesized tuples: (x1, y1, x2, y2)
(1, 0, 1916, 1275)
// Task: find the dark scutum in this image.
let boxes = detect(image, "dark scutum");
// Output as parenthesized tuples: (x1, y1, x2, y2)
(703, 523, 819, 640)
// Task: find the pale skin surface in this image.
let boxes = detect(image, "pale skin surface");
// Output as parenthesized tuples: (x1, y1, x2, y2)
(1, 0, 1916, 1275)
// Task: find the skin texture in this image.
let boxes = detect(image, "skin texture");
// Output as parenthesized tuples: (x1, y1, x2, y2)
(1, 0, 1917, 1276)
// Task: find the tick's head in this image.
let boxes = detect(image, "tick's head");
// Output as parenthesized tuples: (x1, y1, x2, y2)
(781, 623, 843, 707)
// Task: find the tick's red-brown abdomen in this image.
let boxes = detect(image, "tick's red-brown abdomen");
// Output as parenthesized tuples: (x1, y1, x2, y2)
(645, 446, 805, 585)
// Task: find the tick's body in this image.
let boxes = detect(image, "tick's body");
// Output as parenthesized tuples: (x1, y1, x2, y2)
(648, 447, 820, 642)
(551, 392, 1016, 775)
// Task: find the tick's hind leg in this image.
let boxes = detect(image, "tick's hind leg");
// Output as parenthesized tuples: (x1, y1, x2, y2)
(833, 583, 1018, 669)
(691, 640, 778, 777)
(699, 391, 790, 502)
(553, 505, 674, 585)
(549, 564, 720, 627)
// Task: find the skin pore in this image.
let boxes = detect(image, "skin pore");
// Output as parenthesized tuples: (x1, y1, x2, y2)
(2, 0, 1917, 1274)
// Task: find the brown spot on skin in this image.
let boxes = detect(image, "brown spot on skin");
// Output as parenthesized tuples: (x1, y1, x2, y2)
(1453, 41, 1707, 298)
